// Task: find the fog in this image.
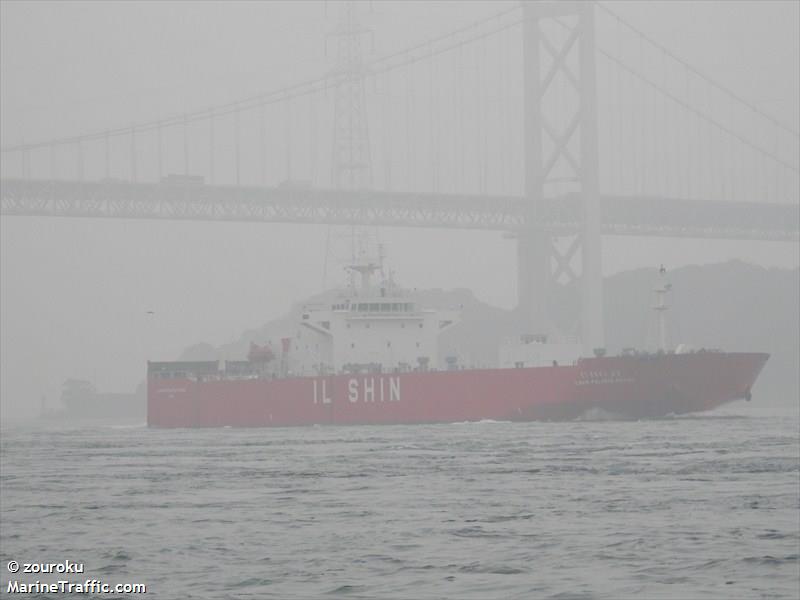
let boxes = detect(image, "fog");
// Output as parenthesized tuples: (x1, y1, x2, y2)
(1, 1, 798, 422)
(2, 4, 800, 599)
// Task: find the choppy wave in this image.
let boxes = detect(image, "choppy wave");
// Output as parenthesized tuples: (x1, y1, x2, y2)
(1, 410, 798, 599)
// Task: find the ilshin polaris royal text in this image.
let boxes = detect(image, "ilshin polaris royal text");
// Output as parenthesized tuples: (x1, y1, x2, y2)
(147, 259, 767, 427)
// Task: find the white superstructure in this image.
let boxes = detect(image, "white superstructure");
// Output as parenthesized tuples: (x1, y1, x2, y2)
(289, 258, 460, 375)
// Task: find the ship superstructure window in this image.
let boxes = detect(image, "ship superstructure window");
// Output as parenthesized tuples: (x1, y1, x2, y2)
(344, 301, 417, 313)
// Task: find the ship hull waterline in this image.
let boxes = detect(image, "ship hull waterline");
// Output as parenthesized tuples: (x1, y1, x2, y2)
(147, 352, 768, 428)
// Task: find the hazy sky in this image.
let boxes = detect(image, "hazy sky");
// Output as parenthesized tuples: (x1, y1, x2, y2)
(1, 1, 798, 421)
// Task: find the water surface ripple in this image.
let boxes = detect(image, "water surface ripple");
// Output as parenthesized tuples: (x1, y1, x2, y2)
(1, 410, 798, 599)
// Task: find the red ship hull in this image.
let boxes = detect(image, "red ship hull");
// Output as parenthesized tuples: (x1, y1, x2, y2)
(147, 352, 768, 428)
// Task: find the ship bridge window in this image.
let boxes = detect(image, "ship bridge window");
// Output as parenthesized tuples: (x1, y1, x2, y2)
(358, 303, 368, 311)
(370, 303, 380, 312)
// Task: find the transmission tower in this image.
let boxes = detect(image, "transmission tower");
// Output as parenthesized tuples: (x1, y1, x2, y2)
(331, 1, 372, 189)
(323, 1, 376, 289)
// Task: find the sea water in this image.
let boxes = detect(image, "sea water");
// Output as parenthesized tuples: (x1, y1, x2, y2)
(1, 406, 798, 599)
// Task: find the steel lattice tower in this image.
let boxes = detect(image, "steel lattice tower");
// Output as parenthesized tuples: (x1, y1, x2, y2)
(331, 1, 372, 190)
(323, 1, 375, 287)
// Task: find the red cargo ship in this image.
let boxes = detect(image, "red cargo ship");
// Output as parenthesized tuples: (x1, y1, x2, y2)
(148, 262, 768, 427)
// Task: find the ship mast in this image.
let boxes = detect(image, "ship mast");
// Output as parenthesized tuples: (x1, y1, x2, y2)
(652, 265, 672, 352)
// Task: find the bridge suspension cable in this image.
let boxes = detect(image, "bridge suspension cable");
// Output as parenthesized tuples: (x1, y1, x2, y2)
(553, 6, 800, 178)
(594, 44, 799, 173)
(594, 1, 800, 139)
(0, 4, 522, 155)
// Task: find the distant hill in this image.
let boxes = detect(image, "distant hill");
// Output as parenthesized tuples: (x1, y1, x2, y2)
(178, 261, 798, 406)
(605, 261, 798, 403)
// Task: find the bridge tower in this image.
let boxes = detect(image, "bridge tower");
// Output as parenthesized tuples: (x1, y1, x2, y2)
(519, 0, 603, 353)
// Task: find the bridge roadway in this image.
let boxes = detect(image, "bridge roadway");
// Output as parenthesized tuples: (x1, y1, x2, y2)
(1, 178, 797, 241)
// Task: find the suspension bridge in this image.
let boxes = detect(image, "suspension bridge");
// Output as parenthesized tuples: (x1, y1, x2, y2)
(1, 1, 798, 352)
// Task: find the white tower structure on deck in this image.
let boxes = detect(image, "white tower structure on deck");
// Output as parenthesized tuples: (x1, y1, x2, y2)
(652, 265, 672, 352)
